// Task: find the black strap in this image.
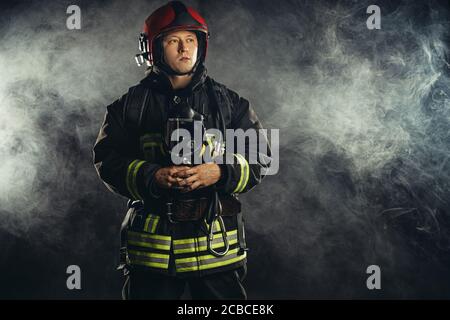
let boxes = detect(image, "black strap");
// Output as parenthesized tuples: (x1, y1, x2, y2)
(206, 78, 247, 255)
(237, 211, 248, 255)
(117, 209, 132, 272)
(119, 86, 149, 272)
(205, 77, 231, 138)
(117, 200, 141, 273)
(123, 85, 151, 134)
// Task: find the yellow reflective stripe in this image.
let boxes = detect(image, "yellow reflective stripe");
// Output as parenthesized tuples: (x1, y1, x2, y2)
(207, 136, 214, 152)
(176, 247, 240, 264)
(127, 240, 170, 250)
(127, 230, 171, 250)
(144, 215, 152, 232)
(128, 251, 169, 259)
(131, 160, 146, 199)
(238, 153, 249, 192)
(199, 144, 206, 157)
(126, 159, 146, 200)
(151, 216, 160, 233)
(131, 261, 168, 269)
(127, 231, 171, 242)
(241, 155, 250, 192)
(233, 154, 244, 193)
(141, 133, 163, 160)
(173, 230, 237, 246)
(174, 238, 238, 254)
(143, 142, 159, 148)
(128, 250, 169, 269)
(177, 254, 246, 272)
(215, 220, 220, 232)
(141, 133, 161, 139)
(204, 219, 221, 233)
(232, 154, 249, 193)
(143, 214, 160, 233)
(173, 238, 197, 245)
(173, 232, 238, 253)
(176, 250, 247, 272)
(126, 160, 140, 199)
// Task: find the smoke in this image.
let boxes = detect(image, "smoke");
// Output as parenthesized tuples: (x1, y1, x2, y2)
(204, 0, 450, 298)
(0, 0, 170, 298)
(0, 0, 449, 298)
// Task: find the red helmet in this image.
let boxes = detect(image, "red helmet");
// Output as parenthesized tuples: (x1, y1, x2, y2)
(135, 1, 209, 76)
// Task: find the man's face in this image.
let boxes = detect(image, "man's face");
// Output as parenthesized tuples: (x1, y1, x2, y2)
(162, 30, 198, 74)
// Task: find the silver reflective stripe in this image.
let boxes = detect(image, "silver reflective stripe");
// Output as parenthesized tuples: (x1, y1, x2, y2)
(175, 248, 247, 272)
(173, 230, 237, 249)
(128, 250, 169, 269)
(127, 231, 171, 251)
(173, 232, 238, 254)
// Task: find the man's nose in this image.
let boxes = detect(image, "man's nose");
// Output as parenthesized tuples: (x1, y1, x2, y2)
(178, 41, 188, 52)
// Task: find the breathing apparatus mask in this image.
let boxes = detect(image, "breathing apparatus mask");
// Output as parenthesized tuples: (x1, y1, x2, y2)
(164, 97, 205, 168)
(162, 93, 229, 257)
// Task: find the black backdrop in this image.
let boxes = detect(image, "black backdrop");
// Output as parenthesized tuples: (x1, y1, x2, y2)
(0, 0, 450, 299)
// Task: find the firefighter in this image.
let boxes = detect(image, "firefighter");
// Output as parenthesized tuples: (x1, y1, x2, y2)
(93, 1, 270, 300)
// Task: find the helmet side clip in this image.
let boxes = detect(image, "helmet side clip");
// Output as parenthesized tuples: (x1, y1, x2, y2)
(135, 33, 150, 67)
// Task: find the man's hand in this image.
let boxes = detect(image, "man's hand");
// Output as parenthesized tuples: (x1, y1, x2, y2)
(154, 166, 190, 189)
(175, 163, 221, 192)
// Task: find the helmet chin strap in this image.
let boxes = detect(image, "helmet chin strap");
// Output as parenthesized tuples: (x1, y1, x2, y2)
(155, 56, 201, 77)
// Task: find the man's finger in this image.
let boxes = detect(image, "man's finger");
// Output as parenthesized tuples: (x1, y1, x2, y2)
(173, 165, 190, 173)
(174, 170, 191, 179)
(173, 177, 187, 188)
(179, 174, 198, 187)
(188, 180, 203, 191)
(184, 167, 198, 176)
(167, 176, 178, 183)
(184, 174, 199, 185)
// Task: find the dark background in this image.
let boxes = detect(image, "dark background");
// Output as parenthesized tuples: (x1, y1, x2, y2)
(0, 0, 450, 299)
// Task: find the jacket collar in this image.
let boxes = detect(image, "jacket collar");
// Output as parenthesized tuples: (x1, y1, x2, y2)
(141, 64, 208, 96)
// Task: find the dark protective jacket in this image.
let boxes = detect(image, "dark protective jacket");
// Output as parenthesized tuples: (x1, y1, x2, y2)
(93, 65, 270, 277)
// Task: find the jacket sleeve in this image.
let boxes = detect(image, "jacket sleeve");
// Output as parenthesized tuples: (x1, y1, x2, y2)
(92, 94, 162, 201)
(216, 89, 272, 195)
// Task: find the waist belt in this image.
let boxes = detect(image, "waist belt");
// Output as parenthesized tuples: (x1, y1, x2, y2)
(167, 195, 241, 222)
(171, 198, 209, 221)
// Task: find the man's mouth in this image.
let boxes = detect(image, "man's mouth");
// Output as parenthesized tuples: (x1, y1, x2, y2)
(180, 57, 190, 61)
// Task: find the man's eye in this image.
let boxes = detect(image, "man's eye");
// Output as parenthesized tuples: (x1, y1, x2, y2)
(169, 39, 178, 44)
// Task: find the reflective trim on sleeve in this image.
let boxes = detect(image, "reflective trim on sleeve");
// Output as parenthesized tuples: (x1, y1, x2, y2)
(232, 153, 249, 193)
(126, 159, 146, 200)
(143, 142, 159, 148)
(141, 133, 166, 159)
(143, 214, 160, 234)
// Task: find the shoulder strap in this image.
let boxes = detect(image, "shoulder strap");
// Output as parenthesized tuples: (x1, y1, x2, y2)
(123, 85, 151, 134)
(207, 78, 232, 111)
(205, 78, 233, 135)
